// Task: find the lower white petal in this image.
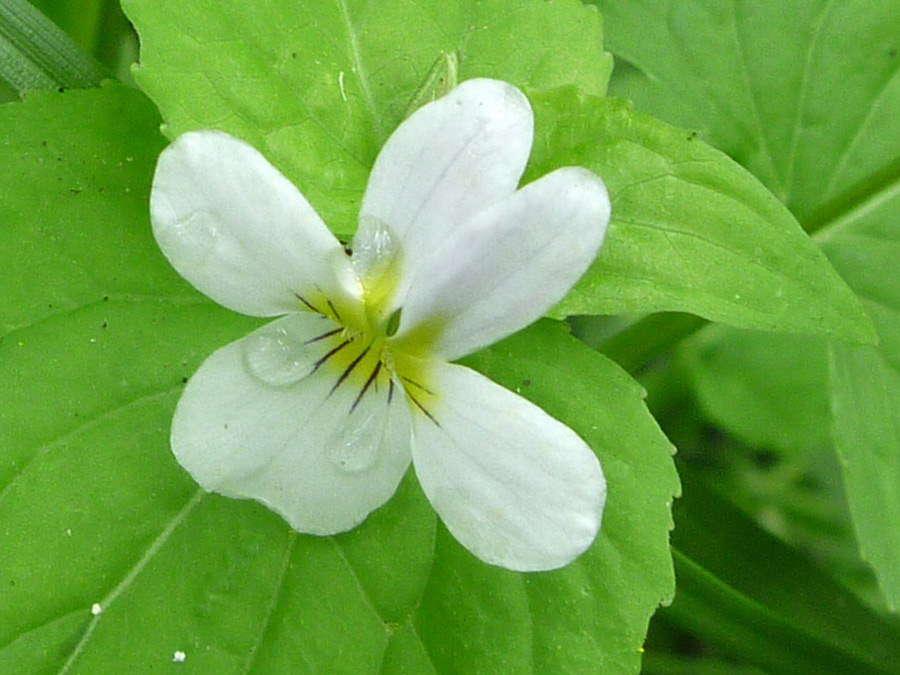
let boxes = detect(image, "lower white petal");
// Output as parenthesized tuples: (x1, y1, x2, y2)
(408, 361, 605, 571)
(171, 322, 412, 534)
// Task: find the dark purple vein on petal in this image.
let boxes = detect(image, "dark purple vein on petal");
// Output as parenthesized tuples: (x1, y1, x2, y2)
(312, 339, 352, 373)
(330, 343, 372, 395)
(406, 390, 440, 428)
(350, 360, 383, 414)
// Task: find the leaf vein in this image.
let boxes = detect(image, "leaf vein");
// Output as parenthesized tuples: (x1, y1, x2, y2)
(56, 489, 204, 674)
(0, 293, 207, 341)
(783, 0, 833, 200)
(243, 531, 298, 674)
(338, 0, 382, 141)
(729, 4, 782, 194)
(0, 386, 182, 505)
(823, 54, 900, 198)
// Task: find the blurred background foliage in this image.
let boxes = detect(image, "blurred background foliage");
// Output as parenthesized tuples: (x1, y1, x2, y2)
(573, 311, 893, 674)
(27, 0, 136, 79)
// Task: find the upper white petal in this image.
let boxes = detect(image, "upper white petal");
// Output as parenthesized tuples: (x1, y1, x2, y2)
(409, 361, 606, 571)
(394, 167, 610, 361)
(171, 316, 412, 534)
(353, 79, 533, 300)
(151, 131, 361, 317)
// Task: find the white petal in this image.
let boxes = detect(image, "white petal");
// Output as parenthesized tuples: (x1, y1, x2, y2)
(352, 79, 533, 297)
(151, 131, 361, 317)
(394, 168, 610, 361)
(171, 319, 412, 534)
(408, 361, 605, 571)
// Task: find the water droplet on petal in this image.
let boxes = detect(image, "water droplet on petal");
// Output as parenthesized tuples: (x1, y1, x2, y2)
(243, 316, 335, 387)
(352, 216, 399, 281)
(325, 408, 386, 473)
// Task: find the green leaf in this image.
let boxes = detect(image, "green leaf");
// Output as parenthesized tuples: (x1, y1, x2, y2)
(1, 87, 676, 672)
(527, 89, 873, 344)
(663, 470, 900, 675)
(0, 0, 107, 93)
(458, 321, 680, 674)
(121, 0, 612, 237)
(592, 0, 900, 608)
(593, 0, 900, 227)
(681, 327, 830, 454)
(826, 204, 900, 612)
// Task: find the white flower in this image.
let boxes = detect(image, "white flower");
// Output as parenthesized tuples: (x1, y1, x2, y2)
(150, 79, 610, 571)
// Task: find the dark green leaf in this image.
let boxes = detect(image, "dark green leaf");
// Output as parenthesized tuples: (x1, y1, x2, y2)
(528, 89, 874, 344)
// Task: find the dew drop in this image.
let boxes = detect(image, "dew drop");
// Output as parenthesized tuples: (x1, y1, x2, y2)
(325, 409, 384, 473)
(242, 316, 334, 387)
(352, 216, 398, 280)
(243, 327, 312, 387)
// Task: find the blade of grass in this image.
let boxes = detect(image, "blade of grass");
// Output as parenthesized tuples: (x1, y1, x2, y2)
(0, 0, 107, 94)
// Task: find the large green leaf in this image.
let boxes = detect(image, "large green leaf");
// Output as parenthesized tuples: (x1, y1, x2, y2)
(527, 88, 872, 343)
(594, 0, 900, 226)
(121, 0, 613, 237)
(593, 0, 900, 608)
(0, 86, 677, 673)
(458, 322, 679, 674)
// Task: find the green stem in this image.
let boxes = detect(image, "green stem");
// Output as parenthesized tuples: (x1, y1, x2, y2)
(0, 0, 107, 94)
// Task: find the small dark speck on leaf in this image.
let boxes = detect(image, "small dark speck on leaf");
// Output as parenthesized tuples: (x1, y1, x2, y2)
(70, 189, 81, 196)
(41, 140, 47, 147)
(101, 321, 108, 329)
(102, 296, 109, 301)
(182, 376, 188, 384)
(291, 52, 298, 58)
(521, 379, 531, 387)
